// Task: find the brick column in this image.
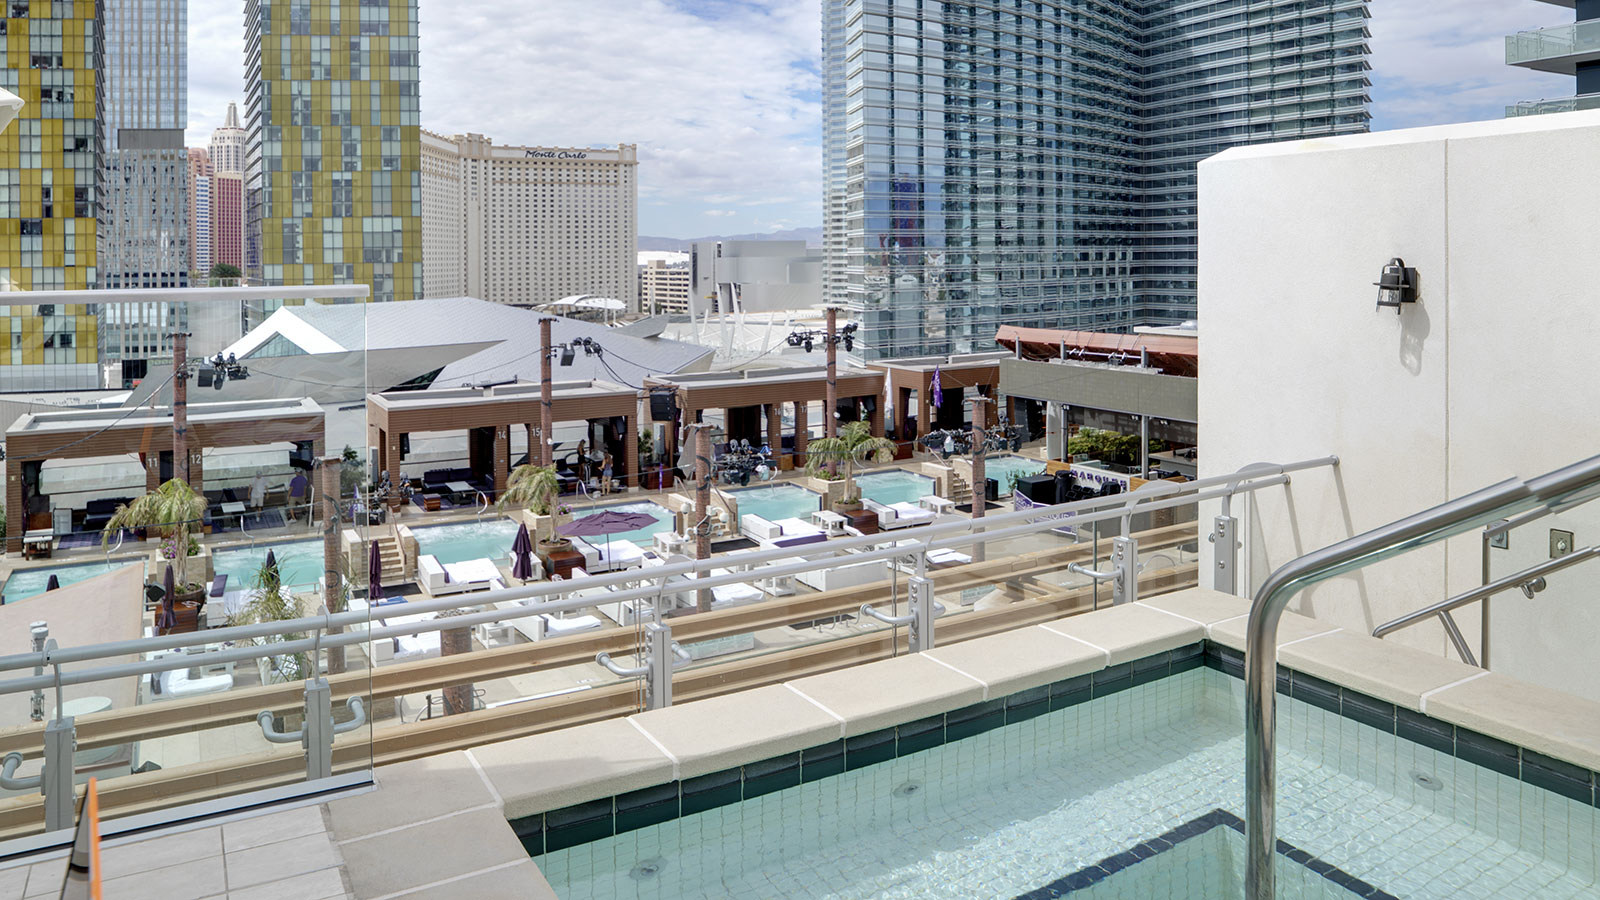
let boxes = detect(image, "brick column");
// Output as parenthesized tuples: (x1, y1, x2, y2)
(187, 448, 204, 496)
(525, 423, 536, 467)
(867, 396, 885, 438)
(6, 458, 22, 555)
(765, 403, 781, 466)
(145, 453, 160, 493)
(385, 429, 403, 511)
(623, 414, 639, 492)
(321, 457, 345, 674)
(493, 424, 510, 497)
(793, 400, 808, 465)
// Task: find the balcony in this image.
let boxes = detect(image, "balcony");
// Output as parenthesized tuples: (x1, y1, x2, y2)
(1506, 19, 1600, 74)
(1506, 91, 1600, 115)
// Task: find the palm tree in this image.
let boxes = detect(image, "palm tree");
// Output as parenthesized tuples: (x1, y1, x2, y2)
(802, 420, 897, 508)
(497, 464, 559, 514)
(103, 478, 207, 586)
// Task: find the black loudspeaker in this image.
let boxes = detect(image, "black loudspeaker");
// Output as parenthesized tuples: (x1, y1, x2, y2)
(860, 396, 877, 416)
(985, 477, 1000, 501)
(1054, 470, 1074, 503)
(1017, 474, 1057, 504)
(650, 390, 676, 422)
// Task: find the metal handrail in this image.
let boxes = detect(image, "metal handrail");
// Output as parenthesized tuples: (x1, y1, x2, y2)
(1372, 545, 1600, 664)
(1243, 453, 1600, 900)
(0, 454, 1340, 694)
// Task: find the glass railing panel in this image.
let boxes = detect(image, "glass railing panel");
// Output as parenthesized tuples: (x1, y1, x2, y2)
(1506, 20, 1600, 66)
(1505, 92, 1600, 117)
(0, 288, 373, 849)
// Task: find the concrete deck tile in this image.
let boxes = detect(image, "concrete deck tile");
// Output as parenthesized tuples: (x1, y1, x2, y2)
(222, 804, 328, 853)
(225, 830, 342, 891)
(470, 717, 675, 820)
(630, 683, 843, 780)
(395, 860, 557, 900)
(1424, 672, 1600, 772)
(925, 625, 1103, 699)
(327, 751, 495, 841)
(338, 807, 526, 900)
(1280, 629, 1480, 711)
(98, 825, 221, 880)
(0, 862, 26, 900)
(1040, 602, 1205, 664)
(228, 865, 349, 900)
(786, 653, 985, 737)
(98, 857, 227, 900)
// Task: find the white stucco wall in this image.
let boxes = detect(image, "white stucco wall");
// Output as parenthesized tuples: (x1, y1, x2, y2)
(1197, 110, 1600, 701)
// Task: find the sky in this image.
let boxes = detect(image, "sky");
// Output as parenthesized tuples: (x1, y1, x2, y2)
(187, 0, 1571, 239)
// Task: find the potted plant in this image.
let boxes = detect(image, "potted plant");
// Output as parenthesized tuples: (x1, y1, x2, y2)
(802, 420, 898, 513)
(105, 479, 208, 598)
(498, 464, 566, 543)
(234, 558, 312, 687)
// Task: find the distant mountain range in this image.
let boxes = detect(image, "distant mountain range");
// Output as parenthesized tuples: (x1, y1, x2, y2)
(638, 226, 822, 251)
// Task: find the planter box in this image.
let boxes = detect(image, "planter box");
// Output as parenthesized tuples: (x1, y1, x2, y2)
(802, 476, 849, 506)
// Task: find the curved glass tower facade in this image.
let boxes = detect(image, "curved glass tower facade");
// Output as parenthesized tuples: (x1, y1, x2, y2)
(823, 0, 1372, 359)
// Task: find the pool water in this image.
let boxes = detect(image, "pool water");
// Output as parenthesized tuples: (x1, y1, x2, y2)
(2, 559, 145, 604)
(568, 501, 674, 547)
(538, 666, 1600, 899)
(412, 519, 521, 565)
(854, 469, 936, 506)
(212, 539, 324, 591)
(984, 453, 1047, 493)
(732, 484, 821, 523)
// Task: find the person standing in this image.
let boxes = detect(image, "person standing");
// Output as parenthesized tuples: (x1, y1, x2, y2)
(601, 452, 614, 495)
(288, 470, 309, 522)
(249, 472, 267, 510)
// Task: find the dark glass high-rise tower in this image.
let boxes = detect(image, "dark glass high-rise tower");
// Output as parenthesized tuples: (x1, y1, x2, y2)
(822, 0, 1372, 359)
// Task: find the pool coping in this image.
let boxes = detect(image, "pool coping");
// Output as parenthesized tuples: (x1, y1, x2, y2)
(327, 587, 1600, 895)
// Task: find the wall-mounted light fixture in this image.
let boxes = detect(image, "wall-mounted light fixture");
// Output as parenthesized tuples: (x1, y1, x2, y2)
(1374, 257, 1418, 314)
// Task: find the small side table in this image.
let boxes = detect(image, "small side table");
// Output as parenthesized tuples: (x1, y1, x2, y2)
(843, 508, 879, 536)
(920, 495, 956, 514)
(543, 545, 586, 581)
(811, 510, 848, 536)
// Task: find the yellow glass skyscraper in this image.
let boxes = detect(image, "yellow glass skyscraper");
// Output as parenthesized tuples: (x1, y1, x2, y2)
(243, 0, 421, 306)
(0, 0, 105, 390)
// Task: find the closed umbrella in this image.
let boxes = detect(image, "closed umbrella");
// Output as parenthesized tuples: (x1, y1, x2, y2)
(264, 548, 277, 569)
(45, 574, 59, 592)
(367, 539, 384, 603)
(158, 563, 177, 633)
(511, 522, 535, 583)
(931, 366, 943, 408)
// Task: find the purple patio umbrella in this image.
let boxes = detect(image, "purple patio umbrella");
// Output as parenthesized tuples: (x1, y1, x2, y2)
(158, 563, 177, 633)
(558, 509, 659, 561)
(510, 522, 535, 583)
(45, 574, 59, 591)
(367, 539, 385, 603)
(264, 548, 277, 569)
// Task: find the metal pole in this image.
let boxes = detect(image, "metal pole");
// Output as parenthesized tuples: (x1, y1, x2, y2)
(1139, 415, 1149, 478)
(171, 331, 190, 486)
(539, 317, 554, 467)
(972, 397, 987, 561)
(694, 425, 712, 612)
(825, 306, 838, 476)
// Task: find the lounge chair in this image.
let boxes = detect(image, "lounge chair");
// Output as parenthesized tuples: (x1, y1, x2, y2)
(770, 517, 828, 548)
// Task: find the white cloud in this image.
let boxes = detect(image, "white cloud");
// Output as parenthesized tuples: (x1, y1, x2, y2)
(704, 209, 737, 217)
(1369, 0, 1571, 128)
(186, 0, 822, 236)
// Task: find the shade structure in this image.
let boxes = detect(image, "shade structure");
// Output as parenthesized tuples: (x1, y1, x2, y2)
(0, 86, 21, 136)
(45, 574, 59, 592)
(159, 563, 177, 632)
(511, 522, 535, 582)
(367, 539, 384, 602)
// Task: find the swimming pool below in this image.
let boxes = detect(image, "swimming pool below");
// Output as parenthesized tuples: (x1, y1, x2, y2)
(984, 453, 1047, 493)
(2, 559, 145, 603)
(212, 539, 324, 591)
(732, 484, 821, 524)
(412, 519, 522, 566)
(536, 665, 1599, 899)
(854, 469, 935, 506)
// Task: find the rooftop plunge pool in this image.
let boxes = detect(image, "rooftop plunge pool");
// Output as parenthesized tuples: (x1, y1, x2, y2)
(530, 648, 1600, 899)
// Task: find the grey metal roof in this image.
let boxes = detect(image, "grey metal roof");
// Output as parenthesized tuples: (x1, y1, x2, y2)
(275, 297, 711, 390)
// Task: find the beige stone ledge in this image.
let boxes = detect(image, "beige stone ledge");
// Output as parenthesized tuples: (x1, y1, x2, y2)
(1039, 602, 1205, 664)
(395, 860, 557, 900)
(469, 716, 675, 820)
(1208, 606, 1339, 652)
(339, 807, 529, 900)
(1423, 672, 1600, 772)
(924, 625, 1103, 699)
(327, 751, 497, 842)
(629, 683, 843, 780)
(1279, 629, 1480, 712)
(787, 652, 986, 736)
(1136, 587, 1251, 627)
